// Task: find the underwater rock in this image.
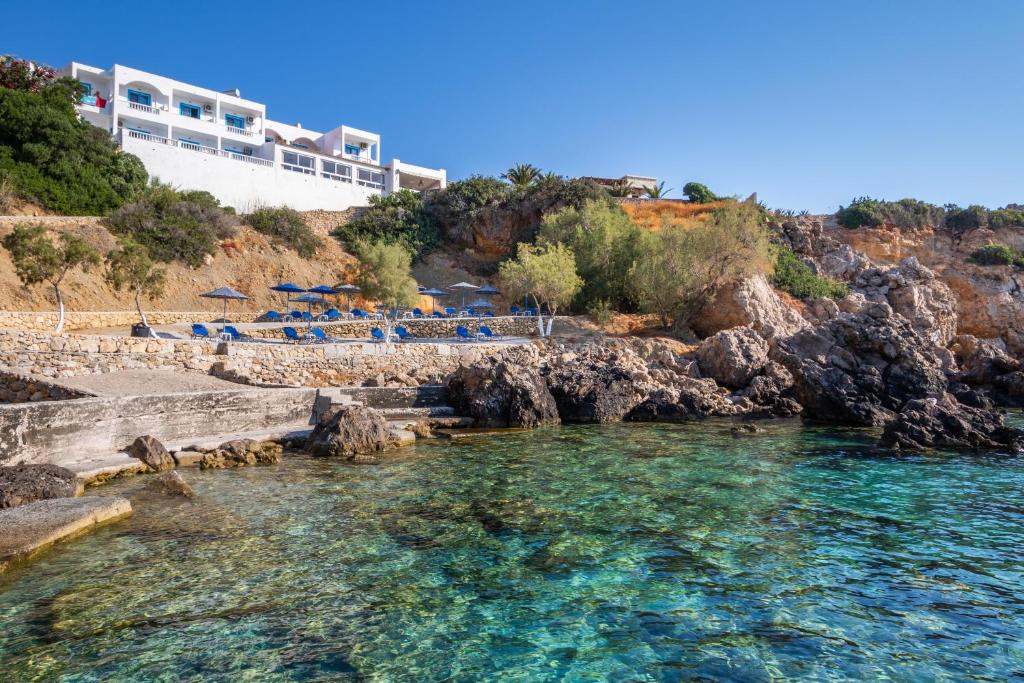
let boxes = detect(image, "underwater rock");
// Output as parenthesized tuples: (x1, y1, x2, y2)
(144, 471, 194, 498)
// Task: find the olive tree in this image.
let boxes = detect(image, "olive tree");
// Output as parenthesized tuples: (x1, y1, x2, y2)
(631, 202, 774, 329)
(353, 239, 419, 341)
(1, 223, 100, 332)
(105, 238, 166, 331)
(499, 242, 582, 336)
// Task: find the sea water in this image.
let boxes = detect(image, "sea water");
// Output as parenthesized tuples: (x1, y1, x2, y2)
(1, 418, 1023, 681)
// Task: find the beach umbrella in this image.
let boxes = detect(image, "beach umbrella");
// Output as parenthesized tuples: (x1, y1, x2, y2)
(448, 281, 479, 308)
(477, 284, 500, 296)
(421, 287, 448, 314)
(468, 298, 494, 308)
(290, 292, 328, 330)
(270, 282, 305, 309)
(200, 286, 249, 328)
(307, 284, 338, 312)
(335, 283, 361, 310)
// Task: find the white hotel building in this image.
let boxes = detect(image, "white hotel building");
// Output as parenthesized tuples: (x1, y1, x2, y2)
(60, 62, 446, 211)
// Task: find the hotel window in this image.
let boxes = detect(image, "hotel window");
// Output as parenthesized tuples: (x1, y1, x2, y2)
(82, 83, 93, 96)
(283, 151, 315, 175)
(293, 143, 309, 150)
(127, 89, 152, 106)
(322, 160, 353, 182)
(180, 103, 201, 119)
(357, 168, 385, 189)
(225, 113, 246, 129)
(344, 143, 361, 156)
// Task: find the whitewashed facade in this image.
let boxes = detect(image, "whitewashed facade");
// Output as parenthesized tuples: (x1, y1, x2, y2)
(61, 62, 446, 211)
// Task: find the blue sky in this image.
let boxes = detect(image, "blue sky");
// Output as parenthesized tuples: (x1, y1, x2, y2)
(4, 0, 1023, 212)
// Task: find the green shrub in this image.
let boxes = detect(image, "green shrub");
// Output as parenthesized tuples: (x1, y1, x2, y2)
(836, 197, 944, 230)
(104, 182, 238, 266)
(771, 247, 849, 300)
(0, 73, 147, 214)
(245, 206, 320, 257)
(970, 243, 1024, 267)
(989, 206, 1024, 229)
(683, 181, 717, 204)
(332, 189, 439, 258)
(944, 204, 989, 233)
(586, 299, 614, 326)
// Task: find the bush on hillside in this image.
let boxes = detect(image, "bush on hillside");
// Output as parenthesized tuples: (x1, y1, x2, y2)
(835, 197, 945, 230)
(0, 69, 148, 214)
(944, 204, 989, 233)
(332, 189, 440, 258)
(988, 205, 1024, 229)
(104, 182, 238, 266)
(630, 203, 774, 328)
(245, 206, 320, 257)
(970, 243, 1024, 267)
(683, 181, 718, 204)
(538, 199, 642, 312)
(771, 246, 849, 300)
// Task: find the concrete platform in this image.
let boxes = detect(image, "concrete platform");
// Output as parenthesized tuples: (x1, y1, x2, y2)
(0, 496, 132, 573)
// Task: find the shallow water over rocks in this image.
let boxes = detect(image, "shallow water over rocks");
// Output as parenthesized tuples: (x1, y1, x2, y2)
(1, 417, 1023, 681)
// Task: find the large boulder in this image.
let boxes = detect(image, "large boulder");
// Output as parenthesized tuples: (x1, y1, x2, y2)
(305, 405, 393, 459)
(773, 303, 948, 426)
(852, 257, 958, 347)
(691, 274, 809, 341)
(696, 326, 769, 388)
(880, 394, 1024, 453)
(448, 348, 560, 428)
(0, 464, 83, 509)
(128, 436, 175, 472)
(544, 346, 657, 422)
(949, 334, 1024, 407)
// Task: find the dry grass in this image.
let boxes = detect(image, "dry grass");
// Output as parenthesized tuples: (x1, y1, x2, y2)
(622, 200, 730, 231)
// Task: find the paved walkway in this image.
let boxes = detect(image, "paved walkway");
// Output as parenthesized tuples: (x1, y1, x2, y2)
(57, 369, 259, 397)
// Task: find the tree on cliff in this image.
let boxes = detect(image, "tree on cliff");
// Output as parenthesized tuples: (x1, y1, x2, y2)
(353, 239, 419, 340)
(499, 242, 582, 336)
(104, 238, 166, 331)
(630, 202, 774, 329)
(1, 223, 100, 333)
(502, 163, 542, 189)
(683, 182, 718, 204)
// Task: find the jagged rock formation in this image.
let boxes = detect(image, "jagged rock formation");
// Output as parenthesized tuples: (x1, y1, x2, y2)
(880, 394, 1024, 453)
(448, 346, 559, 428)
(773, 303, 947, 426)
(545, 346, 659, 423)
(851, 258, 958, 347)
(0, 464, 82, 509)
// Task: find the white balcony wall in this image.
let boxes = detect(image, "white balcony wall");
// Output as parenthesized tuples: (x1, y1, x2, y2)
(121, 132, 382, 212)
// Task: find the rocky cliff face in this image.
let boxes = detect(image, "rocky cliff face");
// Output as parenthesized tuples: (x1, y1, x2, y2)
(778, 216, 1024, 356)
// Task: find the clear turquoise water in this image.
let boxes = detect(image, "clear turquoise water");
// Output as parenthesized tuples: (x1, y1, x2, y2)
(2, 417, 1024, 682)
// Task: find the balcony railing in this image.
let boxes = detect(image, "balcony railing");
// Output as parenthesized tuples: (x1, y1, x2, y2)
(127, 101, 160, 115)
(123, 129, 273, 167)
(225, 125, 254, 137)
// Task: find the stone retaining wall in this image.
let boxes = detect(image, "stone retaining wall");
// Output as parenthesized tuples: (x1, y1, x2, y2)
(0, 310, 264, 332)
(0, 369, 91, 404)
(0, 329, 521, 387)
(244, 315, 538, 340)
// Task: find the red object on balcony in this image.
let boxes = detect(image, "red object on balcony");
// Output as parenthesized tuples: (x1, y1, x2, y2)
(95, 95, 106, 108)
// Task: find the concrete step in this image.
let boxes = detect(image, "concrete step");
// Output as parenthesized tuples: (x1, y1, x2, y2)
(341, 385, 448, 410)
(379, 406, 455, 419)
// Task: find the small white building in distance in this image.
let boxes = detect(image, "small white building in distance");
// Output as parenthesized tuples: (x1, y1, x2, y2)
(61, 62, 446, 211)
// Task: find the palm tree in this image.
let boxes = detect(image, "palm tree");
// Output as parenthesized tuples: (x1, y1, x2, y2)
(606, 180, 634, 197)
(645, 181, 671, 199)
(502, 163, 542, 189)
